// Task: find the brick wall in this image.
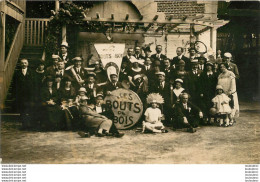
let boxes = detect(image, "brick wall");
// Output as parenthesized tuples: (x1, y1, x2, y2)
(156, 1, 205, 19)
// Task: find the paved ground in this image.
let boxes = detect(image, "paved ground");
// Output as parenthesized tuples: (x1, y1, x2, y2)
(1, 101, 260, 164)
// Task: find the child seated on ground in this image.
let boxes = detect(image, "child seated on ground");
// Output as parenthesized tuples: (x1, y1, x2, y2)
(143, 99, 166, 133)
(212, 85, 233, 127)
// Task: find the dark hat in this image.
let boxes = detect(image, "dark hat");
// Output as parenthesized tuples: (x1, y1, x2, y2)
(188, 47, 196, 52)
(37, 59, 45, 66)
(143, 46, 152, 52)
(87, 72, 96, 78)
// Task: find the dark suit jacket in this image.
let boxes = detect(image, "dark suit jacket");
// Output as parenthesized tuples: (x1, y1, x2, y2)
(59, 53, 73, 67)
(199, 72, 218, 99)
(187, 70, 203, 98)
(227, 62, 239, 79)
(40, 87, 59, 103)
(122, 55, 133, 68)
(171, 55, 190, 70)
(103, 81, 123, 94)
(85, 83, 101, 101)
(46, 66, 57, 77)
(174, 101, 201, 119)
(64, 67, 87, 88)
(151, 53, 167, 66)
(58, 87, 76, 102)
(134, 54, 145, 60)
(150, 81, 171, 106)
(14, 68, 35, 103)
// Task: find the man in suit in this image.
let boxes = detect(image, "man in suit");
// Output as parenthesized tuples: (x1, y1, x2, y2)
(151, 45, 167, 66)
(122, 48, 134, 68)
(59, 42, 73, 67)
(46, 55, 60, 76)
(85, 72, 101, 104)
(134, 46, 145, 60)
(171, 47, 190, 70)
(173, 93, 203, 132)
(14, 59, 34, 129)
(119, 60, 130, 82)
(223, 52, 239, 79)
(150, 72, 171, 126)
(162, 58, 174, 83)
(64, 57, 87, 90)
(187, 59, 202, 106)
(198, 56, 206, 72)
(188, 48, 198, 71)
(103, 73, 122, 96)
(143, 46, 152, 59)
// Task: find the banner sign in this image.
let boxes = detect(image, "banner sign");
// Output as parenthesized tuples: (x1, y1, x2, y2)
(104, 88, 143, 130)
(94, 43, 125, 80)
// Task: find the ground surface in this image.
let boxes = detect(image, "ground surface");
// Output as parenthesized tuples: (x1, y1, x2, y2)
(1, 101, 260, 164)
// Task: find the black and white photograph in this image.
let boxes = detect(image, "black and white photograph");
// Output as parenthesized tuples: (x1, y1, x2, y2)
(0, 0, 259, 181)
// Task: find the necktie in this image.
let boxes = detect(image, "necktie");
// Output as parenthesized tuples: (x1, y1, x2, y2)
(22, 69, 26, 76)
(160, 82, 163, 89)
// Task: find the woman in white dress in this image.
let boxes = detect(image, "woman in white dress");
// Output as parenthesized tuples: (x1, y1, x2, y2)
(217, 63, 239, 121)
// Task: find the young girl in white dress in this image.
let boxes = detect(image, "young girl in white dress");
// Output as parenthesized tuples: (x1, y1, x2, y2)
(212, 85, 232, 127)
(143, 100, 165, 133)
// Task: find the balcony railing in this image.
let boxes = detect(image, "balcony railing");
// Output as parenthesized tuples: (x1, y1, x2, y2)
(25, 18, 50, 46)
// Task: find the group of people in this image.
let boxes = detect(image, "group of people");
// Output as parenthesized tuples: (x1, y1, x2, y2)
(14, 41, 240, 137)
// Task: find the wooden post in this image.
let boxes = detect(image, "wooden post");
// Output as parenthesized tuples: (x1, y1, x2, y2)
(210, 27, 217, 54)
(0, 13, 6, 72)
(55, 0, 60, 12)
(0, 12, 5, 108)
(62, 24, 66, 42)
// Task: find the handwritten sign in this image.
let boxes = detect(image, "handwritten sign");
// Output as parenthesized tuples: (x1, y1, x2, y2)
(104, 88, 143, 129)
(94, 43, 125, 80)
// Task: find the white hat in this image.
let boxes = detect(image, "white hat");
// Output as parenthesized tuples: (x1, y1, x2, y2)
(175, 78, 183, 83)
(134, 74, 142, 80)
(80, 96, 88, 101)
(61, 42, 69, 47)
(224, 52, 232, 58)
(155, 72, 165, 76)
(79, 87, 87, 93)
(72, 57, 83, 62)
(216, 85, 223, 90)
(129, 57, 144, 65)
(52, 54, 61, 59)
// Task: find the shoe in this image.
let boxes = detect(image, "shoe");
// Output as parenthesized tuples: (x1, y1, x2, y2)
(187, 128, 196, 133)
(161, 129, 168, 133)
(113, 133, 124, 138)
(105, 132, 113, 136)
(78, 131, 91, 138)
(96, 133, 105, 137)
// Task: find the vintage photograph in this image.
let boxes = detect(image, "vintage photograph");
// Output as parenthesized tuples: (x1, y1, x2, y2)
(0, 0, 259, 166)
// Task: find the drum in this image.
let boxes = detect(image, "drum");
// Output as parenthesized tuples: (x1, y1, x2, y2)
(104, 88, 143, 129)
